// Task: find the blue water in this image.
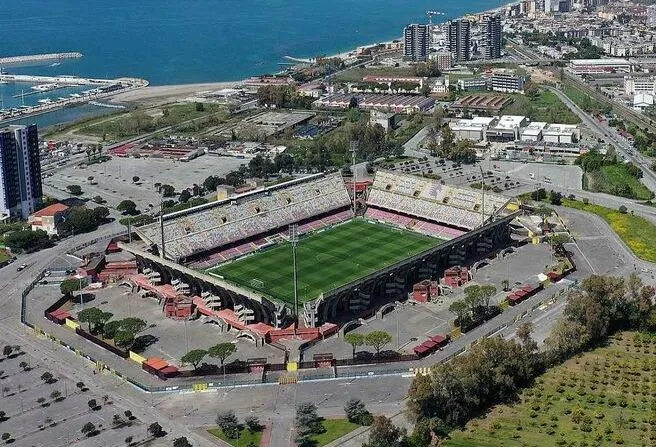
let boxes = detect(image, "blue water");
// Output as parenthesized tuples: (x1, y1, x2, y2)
(0, 0, 506, 126)
(0, 0, 506, 85)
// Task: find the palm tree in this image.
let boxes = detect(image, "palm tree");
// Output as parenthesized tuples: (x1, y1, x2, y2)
(85, 149, 92, 163)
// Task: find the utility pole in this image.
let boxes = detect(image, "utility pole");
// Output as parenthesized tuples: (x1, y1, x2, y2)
(290, 224, 299, 335)
(479, 166, 486, 226)
(350, 140, 359, 214)
(159, 189, 165, 259)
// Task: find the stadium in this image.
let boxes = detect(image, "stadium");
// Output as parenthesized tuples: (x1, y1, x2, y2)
(120, 170, 518, 330)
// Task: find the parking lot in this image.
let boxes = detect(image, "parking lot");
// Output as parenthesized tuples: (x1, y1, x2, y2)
(43, 154, 247, 210)
(303, 242, 557, 360)
(0, 348, 157, 447)
(28, 280, 286, 371)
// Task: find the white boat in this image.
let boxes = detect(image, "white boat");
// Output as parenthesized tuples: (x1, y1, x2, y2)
(31, 83, 59, 92)
(69, 93, 81, 98)
(38, 98, 53, 104)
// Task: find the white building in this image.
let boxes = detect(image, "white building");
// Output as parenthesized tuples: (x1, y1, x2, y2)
(431, 76, 450, 94)
(486, 115, 529, 142)
(490, 70, 526, 93)
(542, 124, 580, 144)
(624, 76, 656, 96)
(569, 58, 631, 74)
(520, 122, 548, 142)
(449, 116, 497, 141)
(633, 93, 655, 111)
(457, 77, 488, 91)
(370, 110, 396, 132)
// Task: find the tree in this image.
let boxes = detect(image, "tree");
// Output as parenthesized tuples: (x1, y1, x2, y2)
(516, 322, 534, 346)
(18, 361, 28, 371)
(181, 349, 208, 371)
(195, 102, 204, 112)
(479, 285, 498, 312)
(88, 398, 98, 410)
(501, 279, 510, 291)
(216, 411, 240, 439)
(208, 343, 237, 372)
(549, 190, 563, 205)
(619, 205, 628, 214)
(364, 415, 405, 447)
(173, 437, 193, 447)
(40, 372, 54, 383)
(93, 195, 105, 204)
(120, 317, 147, 334)
(449, 300, 468, 325)
(50, 390, 61, 400)
(549, 233, 571, 246)
(295, 402, 323, 443)
(60, 278, 87, 296)
(159, 184, 175, 197)
(117, 200, 138, 216)
(244, 415, 262, 432)
(2, 346, 11, 357)
(77, 307, 105, 333)
(344, 332, 365, 359)
(203, 175, 220, 192)
(348, 97, 358, 109)
(179, 189, 192, 203)
(67, 184, 83, 196)
(114, 330, 136, 350)
(81, 422, 96, 436)
(5, 229, 50, 253)
(365, 331, 392, 356)
(132, 176, 140, 183)
(148, 422, 165, 438)
(103, 320, 122, 339)
(344, 398, 371, 425)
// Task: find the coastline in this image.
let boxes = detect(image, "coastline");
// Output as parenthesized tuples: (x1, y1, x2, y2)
(72, 0, 522, 109)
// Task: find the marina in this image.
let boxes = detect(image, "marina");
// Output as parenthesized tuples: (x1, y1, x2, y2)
(0, 73, 148, 123)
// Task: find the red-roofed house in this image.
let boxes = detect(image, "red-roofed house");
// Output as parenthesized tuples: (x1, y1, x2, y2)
(28, 203, 70, 235)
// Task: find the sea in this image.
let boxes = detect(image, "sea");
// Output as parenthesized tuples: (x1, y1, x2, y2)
(0, 0, 507, 127)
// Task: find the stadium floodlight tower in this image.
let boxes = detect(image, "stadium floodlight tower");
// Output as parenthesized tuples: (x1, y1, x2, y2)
(479, 166, 486, 227)
(289, 224, 300, 334)
(350, 140, 359, 213)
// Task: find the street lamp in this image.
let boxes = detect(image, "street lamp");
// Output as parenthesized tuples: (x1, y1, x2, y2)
(290, 224, 299, 335)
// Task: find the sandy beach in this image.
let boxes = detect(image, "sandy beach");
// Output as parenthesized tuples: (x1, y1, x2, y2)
(109, 81, 242, 104)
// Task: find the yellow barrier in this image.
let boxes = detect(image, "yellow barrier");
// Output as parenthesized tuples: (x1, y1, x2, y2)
(192, 383, 208, 392)
(411, 367, 432, 376)
(64, 318, 80, 330)
(129, 351, 147, 365)
(279, 374, 298, 385)
(286, 361, 298, 372)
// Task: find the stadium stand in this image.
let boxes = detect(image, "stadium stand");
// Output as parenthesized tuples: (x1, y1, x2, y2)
(135, 173, 353, 260)
(367, 170, 510, 230)
(365, 208, 466, 239)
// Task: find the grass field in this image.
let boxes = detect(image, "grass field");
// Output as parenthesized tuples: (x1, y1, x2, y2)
(586, 164, 654, 201)
(210, 219, 442, 304)
(0, 249, 10, 263)
(446, 332, 656, 447)
(562, 198, 656, 263)
(310, 419, 360, 446)
(207, 427, 262, 447)
(562, 83, 610, 114)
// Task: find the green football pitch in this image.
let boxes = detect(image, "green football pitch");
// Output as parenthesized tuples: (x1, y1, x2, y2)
(209, 219, 444, 305)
